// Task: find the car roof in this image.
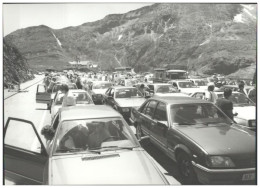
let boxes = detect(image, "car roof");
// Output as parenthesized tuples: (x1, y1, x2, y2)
(111, 86, 136, 89)
(150, 96, 209, 104)
(148, 83, 171, 85)
(60, 105, 121, 121)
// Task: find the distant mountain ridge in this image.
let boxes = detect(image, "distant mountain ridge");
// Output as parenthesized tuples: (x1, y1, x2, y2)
(4, 3, 256, 78)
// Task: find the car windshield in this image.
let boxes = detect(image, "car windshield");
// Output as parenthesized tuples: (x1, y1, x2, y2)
(71, 92, 93, 104)
(171, 103, 232, 126)
(115, 88, 143, 98)
(93, 82, 112, 89)
(155, 85, 178, 93)
(52, 118, 139, 155)
(178, 82, 196, 88)
(195, 80, 207, 86)
(217, 93, 254, 106)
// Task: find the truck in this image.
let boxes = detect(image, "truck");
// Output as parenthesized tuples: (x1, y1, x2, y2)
(153, 65, 188, 83)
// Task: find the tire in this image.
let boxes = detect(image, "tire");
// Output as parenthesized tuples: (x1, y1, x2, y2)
(176, 152, 198, 184)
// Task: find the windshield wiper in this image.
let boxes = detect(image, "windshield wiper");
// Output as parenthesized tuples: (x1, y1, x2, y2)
(177, 122, 196, 125)
(56, 148, 100, 154)
(90, 146, 138, 151)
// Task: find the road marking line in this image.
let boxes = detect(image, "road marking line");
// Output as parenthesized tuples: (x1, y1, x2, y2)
(30, 109, 47, 151)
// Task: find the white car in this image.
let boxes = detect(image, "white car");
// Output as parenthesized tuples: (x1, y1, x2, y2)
(168, 80, 201, 95)
(188, 79, 209, 90)
(51, 89, 94, 121)
(146, 83, 188, 97)
(190, 91, 256, 131)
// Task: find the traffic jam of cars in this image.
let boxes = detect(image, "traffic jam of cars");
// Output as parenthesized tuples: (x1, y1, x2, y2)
(4, 66, 256, 185)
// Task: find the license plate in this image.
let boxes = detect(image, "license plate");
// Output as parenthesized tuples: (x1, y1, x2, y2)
(242, 173, 255, 181)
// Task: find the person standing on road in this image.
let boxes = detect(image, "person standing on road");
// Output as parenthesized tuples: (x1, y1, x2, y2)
(205, 83, 218, 103)
(138, 84, 146, 97)
(238, 82, 246, 95)
(216, 88, 238, 121)
(61, 84, 76, 107)
(76, 76, 83, 89)
(41, 125, 55, 153)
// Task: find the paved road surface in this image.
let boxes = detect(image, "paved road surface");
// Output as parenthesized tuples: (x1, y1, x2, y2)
(4, 75, 182, 185)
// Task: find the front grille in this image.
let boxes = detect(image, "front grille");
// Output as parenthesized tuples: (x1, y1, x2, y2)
(233, 157, 256, 168)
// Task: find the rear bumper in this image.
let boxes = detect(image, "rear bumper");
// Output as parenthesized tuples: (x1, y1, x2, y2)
(192, 161, 256, 184)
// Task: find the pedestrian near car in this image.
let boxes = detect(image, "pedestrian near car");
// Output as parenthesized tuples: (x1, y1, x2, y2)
(61, 84, 76, 107)
(139, 84, 146, 96)
(238, 82, 246, 95)
(76, 76, 83, 89)
(216, 88, 238, 121)
(205, 83, 218, 103)
(41, 125, 55, 153)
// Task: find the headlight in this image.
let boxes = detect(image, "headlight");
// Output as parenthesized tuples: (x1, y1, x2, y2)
(249, 120, 256, 127)
(121, 107, 130, 112)
(206, 156, 235, 168)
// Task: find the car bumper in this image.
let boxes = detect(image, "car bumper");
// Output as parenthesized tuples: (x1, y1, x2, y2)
(192, 161, 256, 184)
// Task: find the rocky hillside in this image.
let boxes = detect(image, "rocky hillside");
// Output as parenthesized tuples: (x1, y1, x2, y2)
(3, 39, 34, 87)
(4, 3, 256, 78)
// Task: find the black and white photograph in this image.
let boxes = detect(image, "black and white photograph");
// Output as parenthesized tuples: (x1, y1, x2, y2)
(2, 1, 257, 185)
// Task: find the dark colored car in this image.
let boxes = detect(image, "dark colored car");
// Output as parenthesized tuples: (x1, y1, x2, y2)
(103, 86, 146, 121)
(130, 96, 256, 184)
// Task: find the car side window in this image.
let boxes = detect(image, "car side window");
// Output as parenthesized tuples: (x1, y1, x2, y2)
(5, 119, 43, 154)
(154, 102, 167, 121)
(140, 101, 150, 113)
(143, 100, 158, 119)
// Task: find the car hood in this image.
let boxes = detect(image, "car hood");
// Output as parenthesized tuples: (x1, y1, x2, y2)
(233, 106, 256, 120)
(176, 124, 255, 155)
(50, 150, 167, 185)
(180, 88, 201, 94)
(115, 98, 146, 108)
(92, 89, 107, 95)
(154, 93, 189, 97)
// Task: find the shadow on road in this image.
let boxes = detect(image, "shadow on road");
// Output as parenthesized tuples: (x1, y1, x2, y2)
(141, 142, 200, 185)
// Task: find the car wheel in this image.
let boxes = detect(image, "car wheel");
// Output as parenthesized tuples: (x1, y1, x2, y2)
(177, 152, 198, 184)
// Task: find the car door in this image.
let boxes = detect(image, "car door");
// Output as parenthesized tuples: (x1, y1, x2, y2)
(150, 102, 168, 149)
(106, 88, 115, 107)
(4, 118, 48, 185)
(36, 84, 51, 104)
(140, 100, 158, 136)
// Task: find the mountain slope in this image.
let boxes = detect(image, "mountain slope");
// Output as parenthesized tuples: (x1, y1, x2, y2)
(4, 3, 256, 78)
(3, 39, 34, 87)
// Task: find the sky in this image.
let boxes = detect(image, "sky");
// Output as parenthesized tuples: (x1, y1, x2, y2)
(3, 3, 152, 36)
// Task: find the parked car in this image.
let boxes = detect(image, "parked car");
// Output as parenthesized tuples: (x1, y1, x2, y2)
(104, 86, 146, 120)
(168, 80, 201, 95)
(190, 91, 256, 131)
(130, 96, 256, 184)
(90, 81, 113, 104)
(49, 83, 78, 109)
(146, 83, 187, 97)
(188, 79, 209, 90)
(4, 106, 171, 185)
(51, 89, 94, 121)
